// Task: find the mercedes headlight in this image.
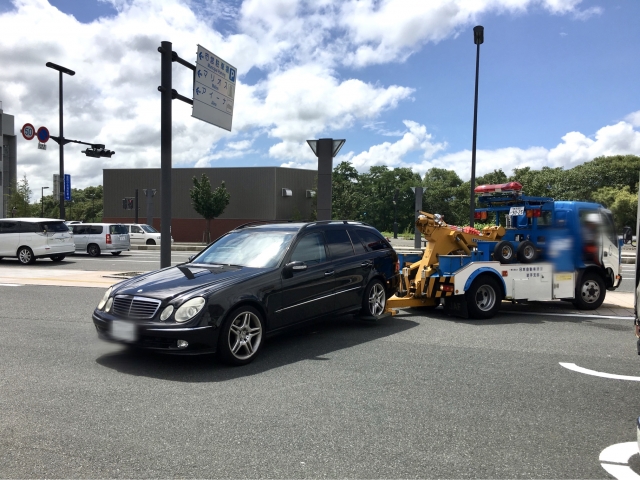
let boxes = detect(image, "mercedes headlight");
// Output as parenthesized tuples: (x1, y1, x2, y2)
(174, 297, 206, 323)
(98, 287, 112, 310)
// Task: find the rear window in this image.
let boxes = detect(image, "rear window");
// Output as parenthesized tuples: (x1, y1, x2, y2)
(38, 221, 69, 233)
(325, 229, 355, 259)
(354, 229, 390, 251)
(109, 225, 128, 235)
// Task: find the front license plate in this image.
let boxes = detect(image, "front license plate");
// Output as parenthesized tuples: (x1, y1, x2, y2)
(111, 320, 136, 341)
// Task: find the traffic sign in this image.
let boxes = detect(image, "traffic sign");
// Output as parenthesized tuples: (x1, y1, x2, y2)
(37, 126, 50, 143)
(64, 174, 71, 201)
(192, 44, 236, 131)
(21, 123, 35, 140)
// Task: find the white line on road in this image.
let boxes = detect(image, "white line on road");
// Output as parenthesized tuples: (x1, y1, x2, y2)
(506, 311, 634, 320)
(600, 442, 640, 480)
(0, 283, 22, 287)
(559, 362, 640, 381)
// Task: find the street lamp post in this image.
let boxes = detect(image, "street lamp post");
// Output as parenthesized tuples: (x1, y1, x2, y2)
(393, 188, 398, 239)
(41, 186, 49, 217)
(46, 61, 75, 220)
(469, 25, 484, 228)
(306, 138, 345, 221)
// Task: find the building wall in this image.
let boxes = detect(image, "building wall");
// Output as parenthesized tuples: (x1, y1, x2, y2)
(103, 167, 316, 242)
(0, 110, 17, 219)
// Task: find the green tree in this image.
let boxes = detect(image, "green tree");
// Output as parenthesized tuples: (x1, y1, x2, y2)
(359, 166, 422, 232)
(422, 168, 464, 225)
(190, 174, 230, 243)
(7, 174, 33, 217)
(592, 185, 638, 232)
(332, 162, 364, 221)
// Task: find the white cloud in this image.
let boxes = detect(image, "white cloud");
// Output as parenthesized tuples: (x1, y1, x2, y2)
(0, 0, 608, 201)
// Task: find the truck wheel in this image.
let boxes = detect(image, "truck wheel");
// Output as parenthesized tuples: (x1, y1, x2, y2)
(573, 272, 605, 310)
(493, 241, 515, 264)
(466, 275, 502, 319)
(517, 240, 538, 263)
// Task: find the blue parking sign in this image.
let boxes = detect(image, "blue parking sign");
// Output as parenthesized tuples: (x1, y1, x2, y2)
(64, 174, 71, 201)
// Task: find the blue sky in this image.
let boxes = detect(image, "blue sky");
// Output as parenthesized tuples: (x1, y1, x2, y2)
(1, 0, 639, 200)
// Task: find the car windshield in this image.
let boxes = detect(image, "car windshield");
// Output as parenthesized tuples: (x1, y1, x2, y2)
(141, 225, 158, 233)
(195, 230, 295, 268)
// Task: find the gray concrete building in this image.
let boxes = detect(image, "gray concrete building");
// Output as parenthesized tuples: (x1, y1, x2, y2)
(103, 166, 317, 242)
(0, 105, 18, 218)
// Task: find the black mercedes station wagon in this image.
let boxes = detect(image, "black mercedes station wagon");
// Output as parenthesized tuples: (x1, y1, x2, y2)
(92, 221, 400, 365)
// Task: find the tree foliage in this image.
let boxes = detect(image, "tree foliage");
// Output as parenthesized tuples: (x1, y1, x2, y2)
(190, 174, 230, 243)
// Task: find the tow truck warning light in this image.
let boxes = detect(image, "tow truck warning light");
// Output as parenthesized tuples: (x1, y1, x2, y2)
(474, 181, 523, 194)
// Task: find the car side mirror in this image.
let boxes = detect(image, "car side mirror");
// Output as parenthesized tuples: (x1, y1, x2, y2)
(188, 255, 195, 262)
(283, 261, 307, 278)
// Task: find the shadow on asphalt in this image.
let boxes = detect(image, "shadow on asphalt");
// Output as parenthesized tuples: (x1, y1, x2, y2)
(95, 314, 419, 382)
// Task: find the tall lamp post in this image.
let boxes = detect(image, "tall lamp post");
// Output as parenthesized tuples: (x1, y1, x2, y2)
(46, 61, 75, 220)
(306, 138, 345, 221)
(469, 25, 484, 228)
(41, 186, 49, 217)
(393, 188, 399, 239)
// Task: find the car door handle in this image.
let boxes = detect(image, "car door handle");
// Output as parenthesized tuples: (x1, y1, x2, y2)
(361, 261, 372, 267)
(324, 270, 334, 276)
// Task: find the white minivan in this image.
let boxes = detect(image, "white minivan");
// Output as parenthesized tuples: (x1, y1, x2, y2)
(0, 218, 75, 264)
(124, 224, 173, 245)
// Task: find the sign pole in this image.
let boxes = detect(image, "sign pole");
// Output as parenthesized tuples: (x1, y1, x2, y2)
(58, 70, 65, 220)
(159, 41, 172, 268)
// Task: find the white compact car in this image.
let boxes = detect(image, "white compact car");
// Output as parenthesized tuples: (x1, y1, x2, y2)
(124, 224, 173, 245)
(0, 218, 75, 264)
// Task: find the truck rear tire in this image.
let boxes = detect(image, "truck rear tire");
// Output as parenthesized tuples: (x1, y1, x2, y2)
(466, 275, 503, 319)
(517, 240, 538, 263)
(493, 241, 515, 264)
(573, 272, 605, 310)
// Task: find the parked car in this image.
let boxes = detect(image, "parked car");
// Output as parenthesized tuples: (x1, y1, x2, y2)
(92, 221, 400, 365)
(70, 223, 130, 256)
(0, 218, 74, 264)
(124, 224, 173, 245)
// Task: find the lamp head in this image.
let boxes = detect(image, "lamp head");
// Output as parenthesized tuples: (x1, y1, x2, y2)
(473, 25, 484, 45)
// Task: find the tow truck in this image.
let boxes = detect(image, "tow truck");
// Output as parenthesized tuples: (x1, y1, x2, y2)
(387, 182, 623, 319)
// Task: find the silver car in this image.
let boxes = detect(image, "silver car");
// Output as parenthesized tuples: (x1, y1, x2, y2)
(70, 223, 130, 256)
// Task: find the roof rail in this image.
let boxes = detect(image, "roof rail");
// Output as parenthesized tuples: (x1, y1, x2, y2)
(234, 220, 294, 229)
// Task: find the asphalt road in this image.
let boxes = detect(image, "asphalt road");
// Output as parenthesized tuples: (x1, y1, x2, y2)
(1, 285, 639, 478)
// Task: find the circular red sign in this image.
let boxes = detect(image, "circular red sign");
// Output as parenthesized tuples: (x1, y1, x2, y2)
(37, 126, 50, 143)
(21, 123, 35, 141)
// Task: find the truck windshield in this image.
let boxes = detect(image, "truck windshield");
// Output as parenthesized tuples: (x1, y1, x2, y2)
(194, 230, 295, 268)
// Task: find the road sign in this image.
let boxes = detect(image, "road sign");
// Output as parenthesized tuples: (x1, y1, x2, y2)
(64, 174, 71, 201)
(37, 126, 50, 143)
(192, 44, 236, 131)
(21, 123, 35, 140)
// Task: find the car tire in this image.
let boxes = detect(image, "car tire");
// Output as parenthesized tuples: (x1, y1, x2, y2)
(17, 247, 35, 265)
(146, 239, 156, 245)
(572, 272, 605, 310)
(111, 251, 121, 256)
(361, 279, 387, 318)
(217, 306, 264, 366)
(493, 241, 515, 264)
(516, 240, 537, 263)
(50, 255, 66, 262)
(87, 244, 101, 257)
(466, 275, 502, 319)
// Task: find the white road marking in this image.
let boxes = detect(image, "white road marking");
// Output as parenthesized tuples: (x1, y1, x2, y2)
(559, 363, 640, 381)
(600, 442, 640, 479)
(507, 311, 634, 320)
(0, 283, 22, 287)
